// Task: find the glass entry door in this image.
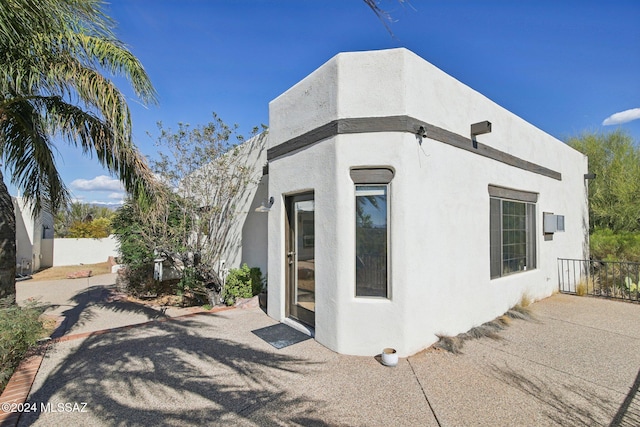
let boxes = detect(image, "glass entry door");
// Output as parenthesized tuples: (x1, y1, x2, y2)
(286, 193, 315, 327)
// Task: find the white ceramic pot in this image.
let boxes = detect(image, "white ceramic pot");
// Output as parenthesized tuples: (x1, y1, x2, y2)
(381, 348, 398, 367)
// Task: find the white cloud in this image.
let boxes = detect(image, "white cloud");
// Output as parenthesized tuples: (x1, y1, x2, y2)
(70, 175, 124, 192)
(107, 192, 125, 200)
(602, 108, 640, 126)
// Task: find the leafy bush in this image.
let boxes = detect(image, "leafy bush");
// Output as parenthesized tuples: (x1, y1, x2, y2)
(55, 202, 115, 238)
(0, 301, 45, 393)
(568, 131, 640, 232)
(67, 217, 112, 238)
(249, 267, 265, 296)
(115, 264, 157, 296)
(177, 266, 199, 296)
(590, 228, 640, 262)
(112, 196, 190, 295)
(111, 201, 155, 268)
(222, 264, 263, 305)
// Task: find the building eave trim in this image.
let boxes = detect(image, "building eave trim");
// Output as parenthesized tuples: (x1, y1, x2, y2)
(267, 115, 562, 181)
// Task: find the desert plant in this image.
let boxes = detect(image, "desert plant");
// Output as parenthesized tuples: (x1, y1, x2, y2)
(576, 281, 587, 296)
(624, 276, 637, 293)
(0, 299, 46, 393)
(435, 299, 533, 354)
(623, 276, 639, 301)
(574, 276, 598, 296)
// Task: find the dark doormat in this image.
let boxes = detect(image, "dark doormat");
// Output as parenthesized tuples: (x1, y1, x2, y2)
(252, 323, 311, 349)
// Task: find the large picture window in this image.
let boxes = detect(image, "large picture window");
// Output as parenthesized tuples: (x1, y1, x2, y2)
(489, 186, 537, 279)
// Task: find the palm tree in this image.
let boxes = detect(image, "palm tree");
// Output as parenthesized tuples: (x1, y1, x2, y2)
(0, 0, 160, 299)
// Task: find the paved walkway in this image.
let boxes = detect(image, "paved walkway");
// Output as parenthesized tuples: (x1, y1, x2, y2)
(3, 275, 640, 426)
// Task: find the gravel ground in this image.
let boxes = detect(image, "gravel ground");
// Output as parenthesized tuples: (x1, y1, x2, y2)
(14, 277, 640, 426)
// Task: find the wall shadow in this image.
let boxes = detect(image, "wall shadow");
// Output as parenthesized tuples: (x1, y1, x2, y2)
(488, 363, 624, 426)
(20, 316, 333, 426)
(610, 367, 640, 427)
(48, 285, 169, 339)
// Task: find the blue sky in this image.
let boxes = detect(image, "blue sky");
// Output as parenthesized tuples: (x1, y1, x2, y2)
(7, 0, 640, 204)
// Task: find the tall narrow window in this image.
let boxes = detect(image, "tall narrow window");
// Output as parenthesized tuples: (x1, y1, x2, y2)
(489, 186, 537, 279)
(355, 185, 388, 297)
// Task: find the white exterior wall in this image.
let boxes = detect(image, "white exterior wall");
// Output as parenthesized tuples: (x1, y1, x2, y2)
(268, 48, 588, 356)
(53, 235, 118, 266)
(217, 133, 269, 274)
(267, 139, 340, 349)
(13, 197, 54, 273)
(14, 198, 32, 271)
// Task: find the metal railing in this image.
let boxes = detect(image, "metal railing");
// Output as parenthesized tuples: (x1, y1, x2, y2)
(558, 258, 640, 302)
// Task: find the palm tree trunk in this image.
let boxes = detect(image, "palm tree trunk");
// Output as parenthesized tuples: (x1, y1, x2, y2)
(0, 170, 16, 301)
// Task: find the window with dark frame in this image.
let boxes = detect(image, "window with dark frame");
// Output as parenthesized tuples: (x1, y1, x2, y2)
(351, 168, 394, 298)
(489, 186, 537, 279)
(355, 185, 388, 297)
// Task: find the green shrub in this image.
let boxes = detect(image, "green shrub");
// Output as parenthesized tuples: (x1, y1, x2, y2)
(116, 263, 157, 296)
(249, 267, 265, 296)
(222, 264, 263, 305)
(177, 266, 199, 294)
(0, 301, 45, 394)
(590, 228, 640, 262)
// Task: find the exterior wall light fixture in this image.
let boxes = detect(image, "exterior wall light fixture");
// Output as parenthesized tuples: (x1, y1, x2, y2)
(471, 121, 492, 138)
(255, 196, 274, 213)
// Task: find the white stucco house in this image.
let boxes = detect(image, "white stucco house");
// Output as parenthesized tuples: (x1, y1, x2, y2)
(222, 48, 589, 357)
(13, 196, 54, 274)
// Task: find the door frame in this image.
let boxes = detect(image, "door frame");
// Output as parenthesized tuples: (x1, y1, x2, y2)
(285, 192, 315, 328)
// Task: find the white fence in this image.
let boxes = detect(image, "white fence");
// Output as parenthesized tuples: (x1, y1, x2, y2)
(53, 235, 118, 266)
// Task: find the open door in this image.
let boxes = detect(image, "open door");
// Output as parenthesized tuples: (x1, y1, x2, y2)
(285, 193, 315, 327)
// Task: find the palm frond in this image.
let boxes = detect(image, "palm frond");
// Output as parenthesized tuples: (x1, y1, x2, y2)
(0, 97, 69, 215)
(36, 96, 161, 207)
(73, 33, 157, 104)
(363, 0, 410, 37)
(0, 0, 160, 211)
(0, 0, 111, 47)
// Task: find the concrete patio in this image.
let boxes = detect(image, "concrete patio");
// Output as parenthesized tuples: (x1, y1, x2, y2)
(6, 275, 640, 426)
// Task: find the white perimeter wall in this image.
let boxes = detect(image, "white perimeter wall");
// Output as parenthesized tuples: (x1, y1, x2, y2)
(53, 235, 118, 266)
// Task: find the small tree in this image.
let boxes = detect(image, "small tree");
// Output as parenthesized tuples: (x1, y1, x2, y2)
(568, 130, 640, 232)
(67, 217, 112, 238)
(150, 113, 266, 270)
(112, 114, 266, 299)
(111, 193, 191, 294)
(56, 202, 115, 238)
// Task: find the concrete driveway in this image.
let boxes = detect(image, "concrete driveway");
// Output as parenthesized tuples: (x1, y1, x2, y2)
(11, 276, 640, 426)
